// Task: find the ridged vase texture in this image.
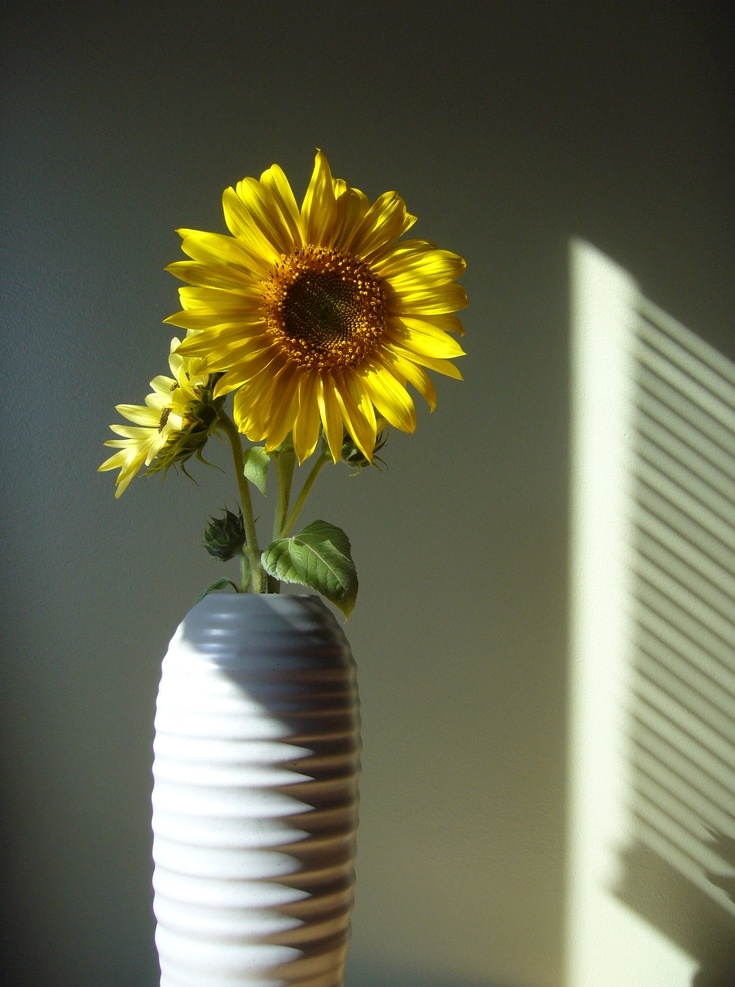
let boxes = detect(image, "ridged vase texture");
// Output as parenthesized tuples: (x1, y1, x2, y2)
(151, 593, 360, 987)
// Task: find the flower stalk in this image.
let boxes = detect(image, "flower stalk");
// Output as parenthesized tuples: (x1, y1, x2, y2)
(281, 448, 330, 538)
(273, 446, 296, 540)
(216, 408, 268, 592)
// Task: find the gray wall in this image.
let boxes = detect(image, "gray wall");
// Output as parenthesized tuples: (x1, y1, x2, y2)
(1, 3, 733, 985)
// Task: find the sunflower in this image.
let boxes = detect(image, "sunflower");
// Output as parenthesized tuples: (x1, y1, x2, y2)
(99, 339, 216, 497)
(167, 150, 467, 464)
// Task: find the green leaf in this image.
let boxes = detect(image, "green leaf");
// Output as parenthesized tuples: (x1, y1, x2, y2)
(243, 445, 271, 495)
(261, 519, 358, 618)
(194, 578, 240, 604)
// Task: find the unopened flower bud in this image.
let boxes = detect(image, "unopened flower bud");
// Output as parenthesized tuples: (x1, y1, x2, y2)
(204, 507, 246, 561)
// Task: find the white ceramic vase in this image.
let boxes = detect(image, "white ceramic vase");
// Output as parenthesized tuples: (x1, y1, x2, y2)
(151, 592, 360, 987)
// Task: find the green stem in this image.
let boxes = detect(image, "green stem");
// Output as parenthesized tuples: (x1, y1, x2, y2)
(273, 449, 296, 541)
(217, 409, 266, 593)
(281, 448, 331, 537)
(238, 551, 250, 594)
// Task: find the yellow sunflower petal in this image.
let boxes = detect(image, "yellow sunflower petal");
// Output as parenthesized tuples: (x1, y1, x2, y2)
(174, 285, 256, 310)
(332, 369, 377, 461)
(331, 185, 371, 250)
(301, 149, 339, 246)
(420, 311, 466, 336)
(221, 187, 281, 270)
(360, 363, 417, 434)
(260, 365, 302, 451)
(291, 372, 321, 462)
(176, 324, 267, 360)
(175, 324, 268, 354)
(212, 346, 281, 394)
(233, 364, 284, 441)
(99, 426, 165, 497)
(113, 404, 163, 427)
(149, 373, 178, 393)
(175, 229, 264, 279)
(318, 375, 345, 462)
(391, 281, 469, 314)
(344, 191, 416, 261)
(383, 350, 438, 411)
(375, 246, 466, 285)
(234, 176, 300, 256)
(387, 316, 466, 359)
(106, 423, 158, 440)
(258, 163, 303, 248)
(165, 309, 258, 332)
(390, 345, 464, 380)
(165, 258, 253, 291)
(99, 446, 149, 498)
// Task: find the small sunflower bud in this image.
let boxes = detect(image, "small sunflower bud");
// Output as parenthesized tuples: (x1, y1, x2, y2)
(204, 507, 246, 561)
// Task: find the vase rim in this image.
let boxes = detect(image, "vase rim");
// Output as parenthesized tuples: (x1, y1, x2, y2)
(187, 590, 331, 616)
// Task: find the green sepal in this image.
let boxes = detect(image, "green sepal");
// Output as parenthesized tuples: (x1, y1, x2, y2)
(261, 520, 358, 618)
(144, 389, 225, 480)
(242, 445, 271, 495)
(341, 426, 389, 471)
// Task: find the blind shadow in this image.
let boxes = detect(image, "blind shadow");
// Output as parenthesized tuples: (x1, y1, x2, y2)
(614, 297, 735, 984)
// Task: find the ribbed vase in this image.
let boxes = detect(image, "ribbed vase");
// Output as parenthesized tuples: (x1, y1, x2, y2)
(151, 593, 360, 987)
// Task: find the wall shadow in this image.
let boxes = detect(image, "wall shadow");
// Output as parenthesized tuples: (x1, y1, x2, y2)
(613, 297, 735, 984)
(347, 960, 508, 987)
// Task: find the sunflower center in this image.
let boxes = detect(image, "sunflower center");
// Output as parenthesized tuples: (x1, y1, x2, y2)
(284, 271, 365, 346)
(262, 246, 389, 370)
